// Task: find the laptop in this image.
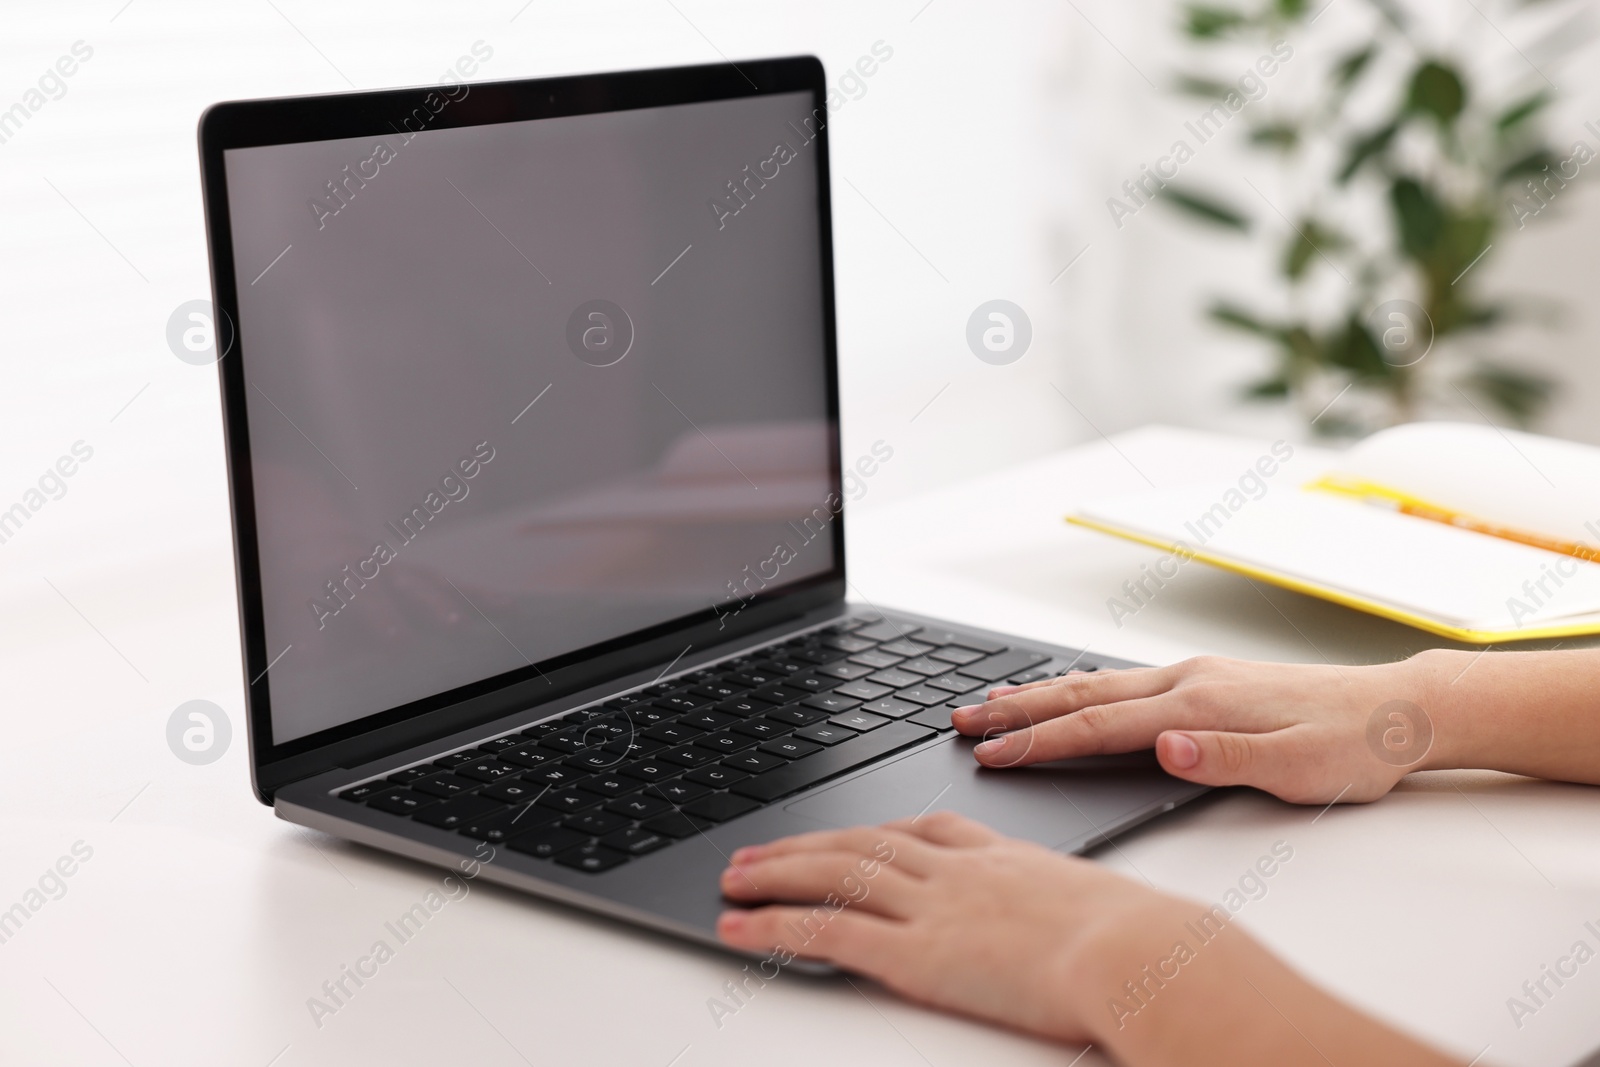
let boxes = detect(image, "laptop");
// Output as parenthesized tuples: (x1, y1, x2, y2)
(197, 55, 1207, 960)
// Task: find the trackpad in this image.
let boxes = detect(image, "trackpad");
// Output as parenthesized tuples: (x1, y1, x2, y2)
(784, 735, 1203, 852)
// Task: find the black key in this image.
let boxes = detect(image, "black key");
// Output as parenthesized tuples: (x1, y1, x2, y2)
(924, 673, 985, 695)
(479, 778, 546, 803)
(759, 736, 822, 760)
(961, 649, 1050, 682)
(928, 644, 986, 666)
(601, 827, 673, 856)
(339, 782, 386, 802)
(640, 812, 712, 838)
(536, 787, 605, 814)
(477, 735, 521, 753)
(691, 682, 742, 701)
(693, 730, 758, 755)
(685, 764, 749, 787)
(820, 634, 876, 653)
(507, 826, 587, 859)
(854, 620, 914, 642)
(501, 744, 558, 769)
(679, 710, 739, 732)
(1008, 667, 1058, 685)
(816, 661, 874, 681)
(713, 698, 768, 718)
(601, 737, 666, 760)
(366, 788, 437, 815)
(414, 794, 504, 829)
(457, 802, 559, 842)
(785, 647, 844, 666)
(724, 671, 778, 689)
(555, 842, 630, 873)
(802, 692, 861, 714)
(583, 774, 640, 798)
(571, 718, 631, 741)
(753, 659, 805, 676)
(647, 779, 713, 804)
(603, 694, 645, 709)
(895, 685, 954, 707)
(878, 639, 935, 657)
(682, 793, 762, 823)
(658, 745, 719, 769)
(522, 765, 590, 788)
(830, 710, 890, 733)
(642, 682, 680, 697)
(784, 672, 838, 694)
(411, 773, 475, 798)
(622, 705, 675, 727)
(764, 705, 825, 727)
(895, 657, 949, 677)
(565, 708, 610, 723)
(565, 750, 631, 772)
(433, 752, 477, 769)
(751, 684, 809, 705)
(914, 629, 1007, 654)
(617, 758, 678, 783)
(731, 717, 791, 740)
(539, 734, 593, 755)
(793, 723, 855, 746)
(387, 767, 434, 785)
(518, 720, 567, 738)
(731, 722, 937, 802)
(868, 669, 923, 689)
(643, 722, 705, 744)
(860, 697, 921, 719)
(909, 705, 957, 731)
(849, 650, 903, 670)
(722, 750, 788, 775)
(563, 810, 629, 836)
(833, 680, 893, 701)
(654, 694, 709, 714)
(606, 793, 672, 819)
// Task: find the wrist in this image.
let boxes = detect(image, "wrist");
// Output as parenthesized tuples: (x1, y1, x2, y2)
(1403, 648, 1477, 772)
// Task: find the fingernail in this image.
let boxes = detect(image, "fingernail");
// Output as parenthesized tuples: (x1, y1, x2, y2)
(1165, 733, 1200, 769)
(987, 686, 1018, 699)
(951, 705, 980, 720)
(719, 911, 746, 931)
(730, 846, 760, 863)
(975, 738, 1005, 757)
(721, 866, 744, 886)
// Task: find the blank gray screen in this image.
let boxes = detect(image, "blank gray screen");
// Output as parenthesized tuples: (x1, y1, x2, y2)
(223, 91, 836, 744)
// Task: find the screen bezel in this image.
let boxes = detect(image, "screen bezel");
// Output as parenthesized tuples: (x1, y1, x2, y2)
(197, 56, 846, 802)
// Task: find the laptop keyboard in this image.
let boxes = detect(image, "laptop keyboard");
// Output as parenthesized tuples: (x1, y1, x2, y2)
(336, 616, 1092, 874)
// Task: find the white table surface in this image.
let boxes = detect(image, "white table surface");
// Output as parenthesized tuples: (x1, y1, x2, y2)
(4, 425, 1598, 1067)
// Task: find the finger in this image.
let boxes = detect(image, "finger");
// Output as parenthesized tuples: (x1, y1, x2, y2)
(983, 666, 1122, 699)
(717, 904, 906, 975)
(1155, 724, 1346, 804)
(970, 694, 1198, 767)
(720, 851, 923, 919)
(729, 825, 929, 876)
(884, 810, 1002, 848)
(951, 668, 1172, 736)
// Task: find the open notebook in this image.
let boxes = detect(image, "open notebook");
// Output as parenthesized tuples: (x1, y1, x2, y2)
(1069, 423, 1600, 643)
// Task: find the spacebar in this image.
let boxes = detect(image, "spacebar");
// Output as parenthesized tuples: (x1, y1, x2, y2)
(730, 722, 937, 803)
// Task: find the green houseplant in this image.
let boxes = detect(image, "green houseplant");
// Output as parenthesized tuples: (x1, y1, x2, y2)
(1163, 0, 1583, 434)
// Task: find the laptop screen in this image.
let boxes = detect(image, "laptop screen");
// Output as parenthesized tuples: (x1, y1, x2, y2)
(221, 89, 838, 745)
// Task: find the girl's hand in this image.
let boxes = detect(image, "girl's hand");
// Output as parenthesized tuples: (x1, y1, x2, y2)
(951, 655, 1443, 804)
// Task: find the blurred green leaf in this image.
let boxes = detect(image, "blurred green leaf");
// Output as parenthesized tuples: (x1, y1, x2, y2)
(1333, 45, 1376, 89)
(1172, 73, 1236, 99)
(1183, 4, 1249, 37)
(1406, 60, 1467, 124)
(1162, 187, 1251, 230)
(1390, 178, 1445, 258)
(1249, 123, 1300, 150)
(1208, 302, 1277, 336)
(1241, 375, 1291, 399)
(1497, 148, 1560, 185)
(1282, 218, 1346, 280)
(1326, 315, 1389, 377)
(1460, 364, 1553, 425)
(1274, 0, 1310, 18)
(1496, 90, 1551, 132)
(1337, 121, 1399, 183)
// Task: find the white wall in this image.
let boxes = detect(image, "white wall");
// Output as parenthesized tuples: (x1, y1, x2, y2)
(2, 0, 1598, 666)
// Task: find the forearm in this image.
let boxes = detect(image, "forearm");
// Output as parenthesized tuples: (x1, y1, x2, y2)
(1415, 648, 1600, 784)
(1077, 920, 1460, 1067)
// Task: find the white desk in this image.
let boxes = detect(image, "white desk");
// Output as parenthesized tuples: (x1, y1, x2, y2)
(5, 426, 1598, 1067)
